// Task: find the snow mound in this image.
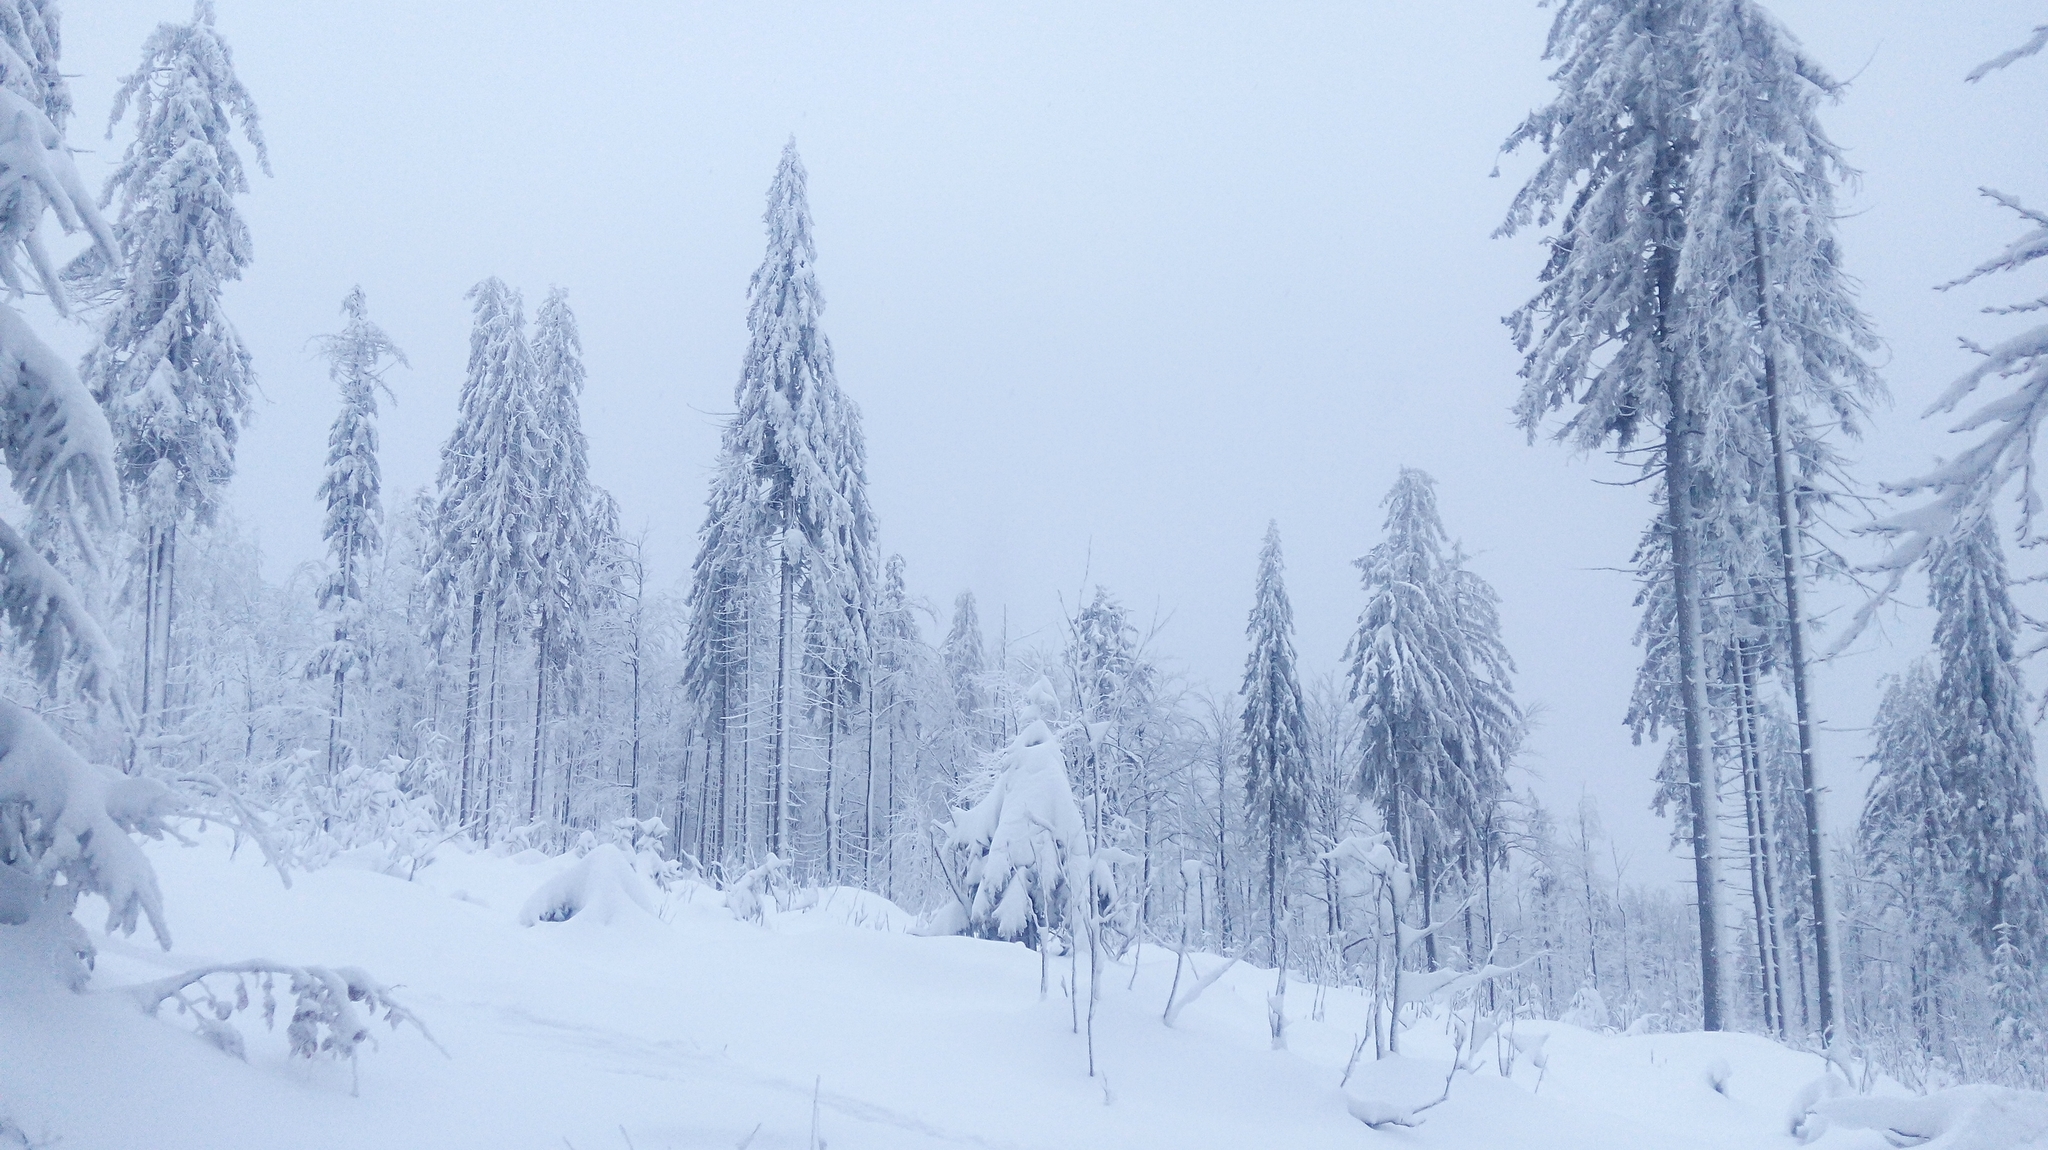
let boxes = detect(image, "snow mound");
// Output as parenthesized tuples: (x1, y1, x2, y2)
(1815, 1085, 2048, 1150)
(516, 845, 658, 926)
(778, 887, 915, 933)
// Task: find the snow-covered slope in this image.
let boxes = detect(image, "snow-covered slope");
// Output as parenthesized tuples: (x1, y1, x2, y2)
(3, 833, 2042, 1150)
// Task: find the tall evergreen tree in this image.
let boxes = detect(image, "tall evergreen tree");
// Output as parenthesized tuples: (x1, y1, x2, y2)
(427, 277, 540, 833)
(307, 287, 405, 777)
(1498, 0, 1729, 1026)
(526, 287, 594, 826)
(1925, 518, 2048, 950)
(1346, 469, 1517, 971)
(943, 590, 986, 735)
(680, 443, 757, 869)
(76, 0, 267, 740)
(1679, 0, 1880, 1038)
(727, 138, 874, 861)
(1238, 521, 1310, 965)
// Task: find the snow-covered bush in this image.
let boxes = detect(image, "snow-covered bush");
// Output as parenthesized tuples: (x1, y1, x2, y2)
(576, 815, 685, 890)
(725, 852, 790, 924)
(935, 679, 1086, 946)
(518, 843, 660, 926)
(1561, 984, 1611, 1032)
(265, 752, 445, 877)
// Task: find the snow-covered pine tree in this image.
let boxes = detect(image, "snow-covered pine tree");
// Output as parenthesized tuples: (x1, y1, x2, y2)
(944, 590, 987, 740)
(680, 442, 757, 871)
(525, 287, 594, 829)
(1498, 0, 1732, 1027)
(1858, 660, 1956, 1051)
(1677, 0, 1881, 1040)
(427, 277, 541, 835)
(727, 138, 874, 863)
(307, 287, 404, 780)
(1346, 469, 1516, 971)
(1925, 518, 2048, 951)
(1238, 521, 1310, 965)
(75, 0, 267, 744)
(864, 554, 929, 891)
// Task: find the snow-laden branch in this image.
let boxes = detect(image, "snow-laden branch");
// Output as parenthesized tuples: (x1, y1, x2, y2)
(118, 959, 443, 1067)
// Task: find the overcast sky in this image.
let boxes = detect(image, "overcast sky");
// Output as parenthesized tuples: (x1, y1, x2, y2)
(49, 1, 2048, 881)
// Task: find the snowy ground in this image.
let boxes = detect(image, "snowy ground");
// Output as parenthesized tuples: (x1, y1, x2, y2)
(3, 832, 2042, 1150)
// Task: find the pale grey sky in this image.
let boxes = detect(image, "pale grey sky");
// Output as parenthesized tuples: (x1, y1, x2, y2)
(48, 1, 2048, 881)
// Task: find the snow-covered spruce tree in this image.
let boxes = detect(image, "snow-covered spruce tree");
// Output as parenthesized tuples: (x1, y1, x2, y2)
(1858, 661, 1960, 1057)
(726, 138, 875, 865)
(943, 590, 987, 746)
(74, 0, 267, 746)
(1924, 518, 2048, 952)
(862, 553, 931, 889)
(1498, 0, 1729, 1027)
(426, 278, 540, 836)
(937, 678, 1087, 947)
(1346, 469, 1517, 972)
(525, 287, 594, 829)
(1678, 0, 1880, 1040)
(680, 442, 758, 872)
(306, 287, 404, 779)
(1238, 521, 1310, 966)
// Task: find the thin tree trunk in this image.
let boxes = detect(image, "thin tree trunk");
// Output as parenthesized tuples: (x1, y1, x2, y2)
(770, 546, 792, 858)
(1664, 406, 1727, 1031)
(825, 693, 839, 881)
(1751, 191, 1836, 1042)
(484, 612, 503, 842)
(1734, 641, 1778, 1035)
(863, 663, 877, 890)
(161, 524, 177, 732)
(459, 589, 485, 825)
(530, 609, 548, 824)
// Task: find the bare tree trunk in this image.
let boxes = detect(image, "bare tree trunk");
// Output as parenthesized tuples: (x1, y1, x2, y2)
(529, 609, 548, 824)
(1733, 647, 1774, 1034)
(770, 546, 792, 858)
(1664, 409, 1726, 1030)
(483, 612, 503, 842)
(459, 589, 485, 825)
(1751, 192, 1836, 1042)
(162, 524, 177, 733)
(824, 694, 839, 882)
(863, 663, 877, 890)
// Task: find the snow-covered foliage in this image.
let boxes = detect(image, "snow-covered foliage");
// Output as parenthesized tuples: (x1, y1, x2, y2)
(679, 138, 878, 878)
(937, 679, 1086, 943)
(518, 843, 659, 926)
(75, 0, 266, 522)
(1239, 521, 1310, 959)
(308, 287, 404, 707)
(266, 752, 445, 877)
(123, 958, 438, 1066)
(1345, 470, 1517, 971)
(0, 699, 178, 979)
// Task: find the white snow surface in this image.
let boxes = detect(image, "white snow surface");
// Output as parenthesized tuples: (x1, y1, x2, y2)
(4, 828, 2043, 1149)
